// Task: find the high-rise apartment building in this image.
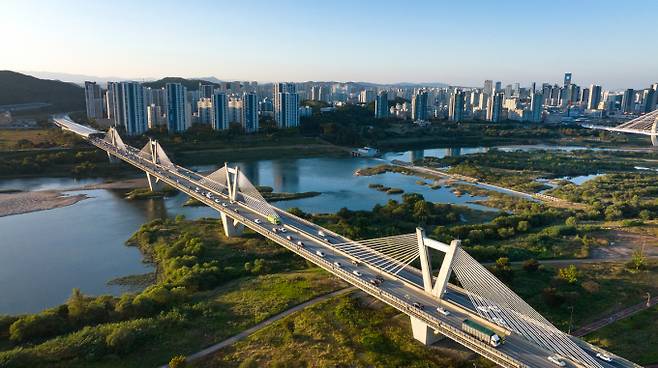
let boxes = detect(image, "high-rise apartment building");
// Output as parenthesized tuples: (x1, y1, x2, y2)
(211, 92, 229, 131)
(274, 82, 299, 128)
(166, 83, 189, 133)
(359, 89, 375, 104)
(411, 90, 429, 121)
(374, 91, 389, 119)
(643, 88, 657, 113)
(197, 98, 213, 125)
(449, 90, 464, 122)
(84, 81, 105, 120)
(242, 92, 259, 133)
(487, 92, 503, 122)
(199, 84, 215, 99)
(530, 92, 543, 122)
(564, 72, 572, 86)
(588, 84, 602, 110)
(621, 89, 635, 113)
(484, 80, 494, 96)
(113, 81, 147, 136)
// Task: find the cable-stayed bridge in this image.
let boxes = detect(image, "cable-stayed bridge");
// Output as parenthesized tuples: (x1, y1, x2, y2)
(53, 115, 641, 368)
(584, 109, 658, 145)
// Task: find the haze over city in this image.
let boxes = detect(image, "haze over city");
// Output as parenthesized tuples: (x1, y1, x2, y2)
(3, 0, 658, 89)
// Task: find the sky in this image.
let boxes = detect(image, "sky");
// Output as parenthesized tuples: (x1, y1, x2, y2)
(2, 0, 658, 89)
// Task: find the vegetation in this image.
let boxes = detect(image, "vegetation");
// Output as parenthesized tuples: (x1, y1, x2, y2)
(124, 186, 178, 200)
(0, 218, 345, 367)
(0, 71, 84, 112)
(192, 293, 496, 368)
(586, 306, 658, 365)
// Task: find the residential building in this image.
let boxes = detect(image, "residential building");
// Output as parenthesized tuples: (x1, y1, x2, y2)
(622, 89, 635, 113)
(166, 83, 189, 133)
(241, 92, 259, 133)
(411, 90, 429, 121)
(448, 90, 464, 122)
(274, 82, 299, 128)
(374, 90, 389, 119)
(211, 91, 229, 130)
(84, 81, 105, 119)
(114, 81, 147, 135)
(197, 98, 213, 125)
(588, 84, 602, 110)
(487, 92, 503, 122)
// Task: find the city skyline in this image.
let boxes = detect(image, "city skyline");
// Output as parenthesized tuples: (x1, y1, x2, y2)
(3, 0, 658, 90)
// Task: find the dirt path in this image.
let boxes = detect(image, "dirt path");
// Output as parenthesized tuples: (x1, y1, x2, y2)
(572, 295, 658, 337)
(162, 287, 355, 367)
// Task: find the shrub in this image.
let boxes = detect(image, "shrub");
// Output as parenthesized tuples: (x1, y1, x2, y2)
(522, 258, 540, 272)
(105, 325, 137, 354)
(557, 264, 579, 284)
(169, 355, 187, 368)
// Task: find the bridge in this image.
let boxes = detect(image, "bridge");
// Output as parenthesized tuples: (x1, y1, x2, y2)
(53, 115, 641, 368)
(584, 109, 658, 146)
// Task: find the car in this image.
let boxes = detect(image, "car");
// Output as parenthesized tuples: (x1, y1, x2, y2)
(323, 237, 331, 243)
(286, 235, 293, 241)
(318, 230, 326, 237)
(273, 228, 279, 233)
(437, 307, 450, 316)
(297, 241, 304, 247)
(547, 356, 566, 367)
(254, 219, 262, 224)
(233, 208, 239, 213)
(315, 250, 325, 257)
(413, 302, 424, 310)
(369, 279, 381, 286)
(333, 261, 342, 268)
(194, 187, 200, 192)
(352, 270, 362, 277)
(375, 275, 384, 282)
(351, 260, 360, 266)
(222, 203, 228, 207)
(214, 198, 221, 203)
(596, 353, 612, 362)
(279, 228, 287, 233)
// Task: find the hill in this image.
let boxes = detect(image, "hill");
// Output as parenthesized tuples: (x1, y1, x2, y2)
(142, 77, 220, 90)
(0, 71, 85, 112)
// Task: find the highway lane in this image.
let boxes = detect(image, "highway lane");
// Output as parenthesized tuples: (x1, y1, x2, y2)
(74, 135, 635, 368)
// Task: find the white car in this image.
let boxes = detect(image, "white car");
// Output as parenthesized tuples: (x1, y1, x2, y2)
(214, 199, 221, 203)
(547, 356, 566, 367)
(315, 250, 325, 257)
(254, 218, 262, 224)
(352, 270, 362, 277)
(437, 307, 450, 316)
(286, 235, 293, 241)
(222, 202, 228, 207)
(596, 353, 612, 362)
(333, 261, 342, 268)
(318, 230, 326, 237)
(297, 241, 304, 247)
(279, 228, 287, 233)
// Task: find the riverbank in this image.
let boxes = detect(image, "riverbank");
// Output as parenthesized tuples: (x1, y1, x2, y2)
(0, 190, 88, 217)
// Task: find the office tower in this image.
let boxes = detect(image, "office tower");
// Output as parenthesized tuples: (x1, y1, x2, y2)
(274, 82, 299, 128)
(211, 91, 229, 130)
(643, 88, 657, 113)
(166, 83, 189, 133)
(113, 81, 147, 136)
(197, 98, 213, 125)
(241, 92, 259, 133)
(588, 84, 602, 110)
(411, 90, 429, 121)
(564, 72, 572, 86)
(84, 81, 105, 119)
(484, 80, 494, 96)
(448, 90, 464, 122)
(147, 104, 163, 129)
(580, 88, 590, 105)
(199, 83, 215, 99)
(374, 91, 389, 118)
(531, 82, 536, 94)
(494, 81, 502, 93)
(487, 92, 503, 122)
(531, 92, 543, 122)
(622, 89, 635, 113)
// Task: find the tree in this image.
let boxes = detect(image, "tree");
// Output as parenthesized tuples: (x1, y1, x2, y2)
(522, 258, 540, 272)
(557, 264, 579, 284)
(516, 220, 529, 232)
(565, 216, 577, 227)
(630, 249, 647, 270)
(66, 288, 86, 319)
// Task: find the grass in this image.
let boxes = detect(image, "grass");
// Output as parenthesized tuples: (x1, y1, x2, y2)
(509, 261, 658, 331)
(192, 292, 496, 368)
(585, 306, 658, 365)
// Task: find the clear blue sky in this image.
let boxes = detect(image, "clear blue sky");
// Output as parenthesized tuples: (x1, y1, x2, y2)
(2, 0, 657, 89)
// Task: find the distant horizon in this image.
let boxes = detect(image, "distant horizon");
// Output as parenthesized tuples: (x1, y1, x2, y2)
(12, 70, 656, 92)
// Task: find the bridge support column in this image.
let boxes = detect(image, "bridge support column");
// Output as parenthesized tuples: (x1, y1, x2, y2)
(146, 172, 163, 192)
(410, 316, 443, 345)
(107, 152, 120, 164)
(220, 212, 244, 237)
(432, 239, 459, 298)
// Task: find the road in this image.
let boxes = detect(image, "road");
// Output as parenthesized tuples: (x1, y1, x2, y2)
(573, 296, 658, 337)
(53, 117, 641, 368)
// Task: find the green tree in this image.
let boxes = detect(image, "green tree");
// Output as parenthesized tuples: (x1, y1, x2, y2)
(169, 355, 187, 368)
(565, 216, 577, 227)
(66, 288, 86, 319)
(557, 264, 579, 284)
(630, 249, 647, 270)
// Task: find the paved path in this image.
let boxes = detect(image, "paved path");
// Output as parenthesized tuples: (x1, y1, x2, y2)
(162, 287, 355, 367)
(573, 295, 658, 337)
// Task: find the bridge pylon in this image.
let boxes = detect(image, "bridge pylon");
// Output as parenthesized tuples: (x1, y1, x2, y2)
(416, 228, 459, 299)
(105, 127, 125, 163)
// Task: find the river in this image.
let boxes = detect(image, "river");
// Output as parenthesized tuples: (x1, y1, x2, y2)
(0, 144, 616, 314)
